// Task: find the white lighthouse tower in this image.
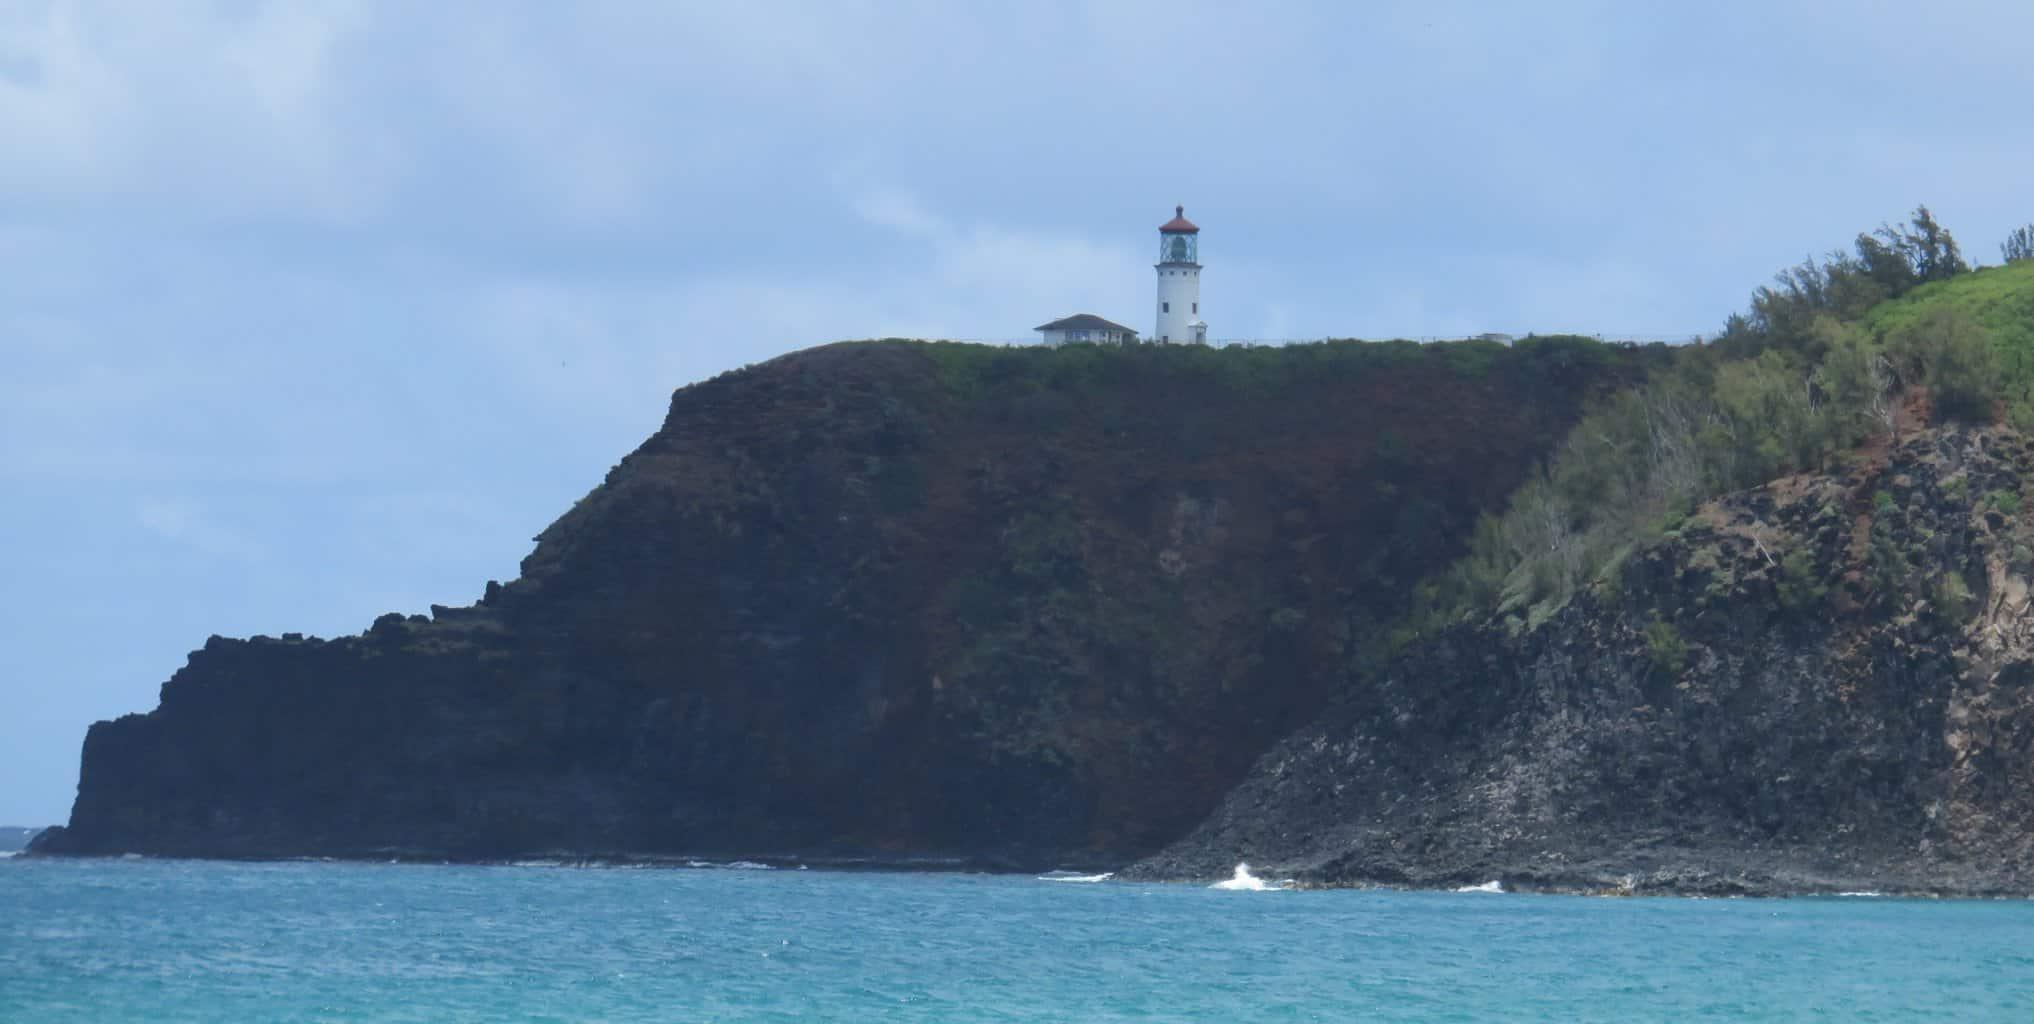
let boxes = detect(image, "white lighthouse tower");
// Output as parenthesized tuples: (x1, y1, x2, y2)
(1155, 205, 1206, 344)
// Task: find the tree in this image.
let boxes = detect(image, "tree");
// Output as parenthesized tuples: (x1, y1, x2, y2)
(1811, 319, 1895, 443)
(1851, 232, 1917, 297)
(1887, 307, 1997, 424)
(1881, 205, 1968, 283)
(2004, 224, 2034, 264)
(1723, 206, 1969, 362)
(1710, 350, 1819, 482)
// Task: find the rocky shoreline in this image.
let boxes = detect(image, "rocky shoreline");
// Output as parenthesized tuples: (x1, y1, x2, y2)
(25, 838, 2033, 899)
(1129, 845, 2034, 899)
(1130, 426, 2034, 901)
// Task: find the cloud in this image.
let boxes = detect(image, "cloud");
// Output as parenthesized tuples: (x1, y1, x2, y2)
(135, 496, 260, 560)
(853, 190, 944, 238)
(0, 1, 380, 224)
(846, 188, 1147, 337)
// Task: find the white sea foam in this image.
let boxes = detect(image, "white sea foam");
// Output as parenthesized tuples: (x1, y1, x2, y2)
(684, 859, 775, 871)
(1455, 880, 1505, 893)
(1836, 891, 1886, 898)
(119, 852, 143, 860)
(1210, 862, 1289, 891)
(0, 850, 17, 859)
(1038, 871, 1115, 883)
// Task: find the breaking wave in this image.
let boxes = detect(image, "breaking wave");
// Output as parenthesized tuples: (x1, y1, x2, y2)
(1037, 871, 1115, 883)
(1210, 863, 1289, 891)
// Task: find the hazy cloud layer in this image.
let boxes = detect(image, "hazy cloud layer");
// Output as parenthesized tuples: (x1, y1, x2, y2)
(5, 0, 2033, 822)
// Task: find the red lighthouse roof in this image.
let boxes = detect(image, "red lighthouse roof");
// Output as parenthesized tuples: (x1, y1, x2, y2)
(1159, 204, 1199, 233)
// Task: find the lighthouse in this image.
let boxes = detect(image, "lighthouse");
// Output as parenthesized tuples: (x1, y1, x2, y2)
(1155, 205, 1206, 344)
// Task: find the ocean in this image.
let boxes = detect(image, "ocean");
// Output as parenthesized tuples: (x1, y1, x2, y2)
(3, 856, 2032, 1021)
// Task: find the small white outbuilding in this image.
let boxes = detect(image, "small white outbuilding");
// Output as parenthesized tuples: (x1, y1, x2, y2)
(1034, 313, 1140, 346)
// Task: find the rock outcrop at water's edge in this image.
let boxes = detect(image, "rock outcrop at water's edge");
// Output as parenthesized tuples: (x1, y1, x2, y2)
(1130, 425, 2034, 896)
(33, 338, 1630, 870)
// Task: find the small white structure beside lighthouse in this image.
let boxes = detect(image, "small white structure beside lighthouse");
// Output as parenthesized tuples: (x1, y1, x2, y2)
(1033, 313, 1139, 346)
(1155, 205, 1206, 344)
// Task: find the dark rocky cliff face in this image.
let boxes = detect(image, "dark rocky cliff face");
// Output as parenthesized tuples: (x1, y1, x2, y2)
(36, 338, 1627, 867)
(1132, 425, 2034, 895)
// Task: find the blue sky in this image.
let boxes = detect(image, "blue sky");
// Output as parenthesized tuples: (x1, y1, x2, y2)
(5, 0, 2034, 825)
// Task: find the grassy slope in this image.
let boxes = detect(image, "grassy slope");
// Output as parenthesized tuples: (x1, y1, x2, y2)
(1866, 259, 2034, 380)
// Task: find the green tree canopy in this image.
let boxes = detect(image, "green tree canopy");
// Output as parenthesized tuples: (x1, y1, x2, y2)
(2004, 224, 2034, 265)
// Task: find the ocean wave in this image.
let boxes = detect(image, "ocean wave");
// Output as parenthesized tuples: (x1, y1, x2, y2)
(1210, 863, 1290, 891)
(1037, 871, 1115, 883)
(1836, 891, 1885, 898)
(1455, 880, 1505, 893)
(684, 860, 774, 870)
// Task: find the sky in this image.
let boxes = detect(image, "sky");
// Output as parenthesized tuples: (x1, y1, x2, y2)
(5, 0, 2034, 825)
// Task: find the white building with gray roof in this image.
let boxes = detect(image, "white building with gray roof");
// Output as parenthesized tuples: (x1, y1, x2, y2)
(1033, 313, 1139, 346)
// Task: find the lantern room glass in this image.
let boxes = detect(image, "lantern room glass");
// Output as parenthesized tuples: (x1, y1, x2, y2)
(1159, 233, 1198, 264)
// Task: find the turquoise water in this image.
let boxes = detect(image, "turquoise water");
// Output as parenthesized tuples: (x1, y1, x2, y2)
(4, 857, 2033, 1021)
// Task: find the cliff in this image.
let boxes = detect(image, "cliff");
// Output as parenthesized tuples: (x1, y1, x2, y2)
(34, 337, 1632, 867)
(1132, 424, 2034, 895)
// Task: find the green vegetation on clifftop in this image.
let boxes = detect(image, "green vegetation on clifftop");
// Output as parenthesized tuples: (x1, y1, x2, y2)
(1413, 208, 2034, 636)
(1866, 260, 2034, 423)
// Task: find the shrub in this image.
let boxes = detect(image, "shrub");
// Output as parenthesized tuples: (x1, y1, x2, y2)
(1776, 547, 1826, 612)
(1811, 319, 1894, 442)
(1940, 474, 1969, 505)
(1644, 618, 1688, 677)
(1886, 307, 1998, 423)
(1934, 572, 1977, 626)
(1867, 517, 1914, 603)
